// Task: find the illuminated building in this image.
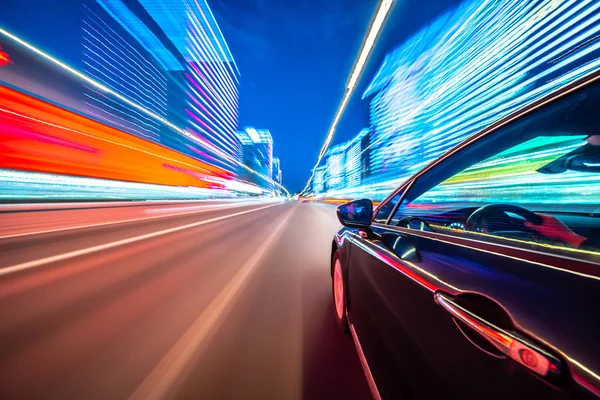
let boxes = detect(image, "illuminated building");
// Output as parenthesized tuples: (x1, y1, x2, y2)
(360, 0, 600, 198)
(311, 128, 370, 195)
(345, 128, 370, 188)
(325, 143, 350, 190)
(272, 157, 283, 188)
(82, 0, 174, 141)
(302, 0, 394, 194)
(81, 0, 240, 172)
(235, 127, 274, 191)
(137, 0, 241, 173)
(313, 166, 327, 194)
(0, 2, 283, 198)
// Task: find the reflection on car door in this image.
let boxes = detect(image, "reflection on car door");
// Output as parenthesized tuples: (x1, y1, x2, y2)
(347, 222, 600, 399)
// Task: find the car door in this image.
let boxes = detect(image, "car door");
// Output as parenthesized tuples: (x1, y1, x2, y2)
(346, 77, 600, 399)
(349, 217, 600, 399)
(347, 185, 462, 400)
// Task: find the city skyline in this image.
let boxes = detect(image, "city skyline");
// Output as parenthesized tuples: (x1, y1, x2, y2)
(1, 3, 600, 399)
(0, 0, 467, 194)
(0, 0, 288, 196)
(309, 0, 600, 200)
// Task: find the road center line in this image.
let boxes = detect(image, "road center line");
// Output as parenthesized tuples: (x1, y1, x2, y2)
(0, 201, 279, 240)
(128, 207, 296, 400)
(0, 202, 285, 277)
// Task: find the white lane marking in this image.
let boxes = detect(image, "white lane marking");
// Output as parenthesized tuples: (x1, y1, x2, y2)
(0, 201, 279, 240)
(143, 201, 267, 214)
(128, 207, 296, 400)
(0, 199, 254, 212)
(0, 203, 284, 277)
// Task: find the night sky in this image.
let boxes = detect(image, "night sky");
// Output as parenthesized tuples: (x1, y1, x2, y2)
(210, 0, 462, 192)
(1, 0, 462, 193)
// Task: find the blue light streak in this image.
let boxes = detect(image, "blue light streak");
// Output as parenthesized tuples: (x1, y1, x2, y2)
(312, 0, 600, 200)
(94, 0, 183, 70)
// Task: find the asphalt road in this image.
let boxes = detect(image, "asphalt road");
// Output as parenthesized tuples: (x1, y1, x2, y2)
(0, 200, 371, 400)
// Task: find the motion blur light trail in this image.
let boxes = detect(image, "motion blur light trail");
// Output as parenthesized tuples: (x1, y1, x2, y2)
(309, 0, 600, 200)
(0, 27, 289, 197)
(0, 170, 242, 201)
(301, 0, 394, 194)
(0, 84, 239, 189)
(0, 44, 12, 67)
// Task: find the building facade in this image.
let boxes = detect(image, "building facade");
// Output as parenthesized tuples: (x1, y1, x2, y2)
(324, 143, 349, 190)
(236, 127, 274, 192)
(313, 166, 327, 194)
(82, 0, 241, 174)
(272, 157, 282, 188)
(312, 128, 371, 195)
(82, 0, 173, 142)
(362, 0, 600, 194)
(345, 128, 370, 188)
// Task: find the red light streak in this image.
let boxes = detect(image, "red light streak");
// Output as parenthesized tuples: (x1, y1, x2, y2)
(351, 236, 439, 292)
(573, 372, 600, 396)
(446, 302, 513, 350)
(0, 84, 232, 188)
(0, 44, 12, 67)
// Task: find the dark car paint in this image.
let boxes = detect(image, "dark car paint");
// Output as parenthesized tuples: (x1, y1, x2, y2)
(331, 73, 600, 399)
(334, 224, 599, 399)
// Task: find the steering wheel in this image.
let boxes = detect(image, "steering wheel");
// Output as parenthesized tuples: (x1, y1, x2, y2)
(465, 204, 543, 235)
(396, 216, 433, 231)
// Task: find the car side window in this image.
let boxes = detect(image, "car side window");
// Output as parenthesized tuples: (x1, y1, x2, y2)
(373, 192, 402, 224)
(389, 82, 600, 263)
(388, 198, 411, 226)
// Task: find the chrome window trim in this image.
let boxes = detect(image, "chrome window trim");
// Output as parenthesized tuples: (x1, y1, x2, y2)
(385, 177, 415, 225)
(371, 222, 600, 279)
(371, 179, 412, 224)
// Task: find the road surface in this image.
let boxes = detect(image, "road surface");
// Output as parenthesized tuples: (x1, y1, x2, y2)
(0, 200, 371, 400)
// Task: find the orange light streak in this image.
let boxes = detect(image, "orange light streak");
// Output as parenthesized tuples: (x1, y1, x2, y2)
(0, 85, 232, 188)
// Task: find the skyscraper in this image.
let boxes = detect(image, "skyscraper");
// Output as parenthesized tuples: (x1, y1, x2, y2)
(138, 0, 241, 173)
(345, 128, 369, 188)
(272, 157, 282, 187)
(82, 0, 177, 142)
(324, 142, 349, 190)
(81, 0, 240, 174)
(235, 127, 274, 191)
(311, 128, 370, 195)
(312, 166, 327, 194)
(363, 0, 600, 190)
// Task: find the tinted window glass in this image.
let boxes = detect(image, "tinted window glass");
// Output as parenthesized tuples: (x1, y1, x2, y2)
(389, 198, 411, 226)
(373, 192, 402, 224)
(391, 82, 600, 262)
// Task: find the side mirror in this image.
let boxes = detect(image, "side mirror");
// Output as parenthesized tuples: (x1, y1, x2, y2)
(337, 199, 373, 229)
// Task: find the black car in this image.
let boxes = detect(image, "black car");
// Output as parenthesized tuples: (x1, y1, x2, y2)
(331, 72, 600, 399)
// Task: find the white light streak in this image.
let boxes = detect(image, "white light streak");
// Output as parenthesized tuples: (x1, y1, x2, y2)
(0, 27, 290, 196)
(302, 0, 394, 194)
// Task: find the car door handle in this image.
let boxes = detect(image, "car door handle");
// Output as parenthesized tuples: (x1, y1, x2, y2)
(435, 292, 563, 381)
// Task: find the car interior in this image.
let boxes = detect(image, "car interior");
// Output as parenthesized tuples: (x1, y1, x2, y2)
(390, 82, 600, 257)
